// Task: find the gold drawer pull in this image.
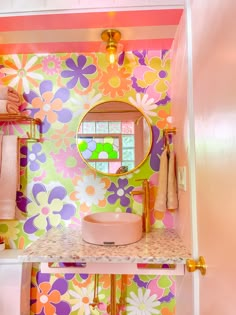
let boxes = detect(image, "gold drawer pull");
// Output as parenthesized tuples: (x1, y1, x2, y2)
(186, 256, 207, 276)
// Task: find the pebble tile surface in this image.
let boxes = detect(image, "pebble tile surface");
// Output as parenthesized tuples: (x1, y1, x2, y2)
(19, 227, 191, 264)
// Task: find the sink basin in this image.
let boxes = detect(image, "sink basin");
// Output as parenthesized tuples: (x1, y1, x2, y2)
(81, 212, 143, 245)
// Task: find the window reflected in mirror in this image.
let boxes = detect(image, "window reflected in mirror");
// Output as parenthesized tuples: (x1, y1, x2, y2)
(76, 101, 152, 176)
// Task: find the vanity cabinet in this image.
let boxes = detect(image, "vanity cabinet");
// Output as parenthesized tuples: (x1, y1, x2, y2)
(18, 228, 191, 314)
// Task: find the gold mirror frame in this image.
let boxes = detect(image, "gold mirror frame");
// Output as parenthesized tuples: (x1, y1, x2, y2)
(76, 101, 153, 176)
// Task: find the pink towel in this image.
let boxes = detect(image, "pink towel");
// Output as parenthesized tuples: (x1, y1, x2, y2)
(154, 149, 178, 212)
(0, 134, 2, 176)
(154, 148, 168, 212)
(8, 93, 21, 104)
(0, 100, 7, 113)
(0, 86, 8, 99)
(0, 100, 20, 114)
(167, 151, 178, 210)
(6, 101, 20, 114)
(0, 135, 18, 219)
(0, 86, 21, 113)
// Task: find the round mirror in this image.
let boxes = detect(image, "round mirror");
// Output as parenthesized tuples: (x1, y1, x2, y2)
(76, 101, 152, 176)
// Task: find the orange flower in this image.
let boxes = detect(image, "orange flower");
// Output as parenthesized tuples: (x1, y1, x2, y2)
(99, 64, 131, 98)
(72, 275, 93, 288)
(161, 306, 176, 315)
(156, 109, 173, 129)
(157, 109, 172, 129)
(51, 125, 75, 147)
(31, 282, 60, 314)
(99, 274, 133, 290)
(32, 92, 63, 123)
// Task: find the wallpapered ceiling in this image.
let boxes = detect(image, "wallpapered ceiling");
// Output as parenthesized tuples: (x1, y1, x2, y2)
(0, 50, 175, 315)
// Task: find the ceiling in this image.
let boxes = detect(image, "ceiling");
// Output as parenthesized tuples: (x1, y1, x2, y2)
(0, 9, 183, 54)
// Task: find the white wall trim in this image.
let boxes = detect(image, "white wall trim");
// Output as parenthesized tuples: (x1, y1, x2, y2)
(185, 0, 199, 315)
(0, 0, 184, 17)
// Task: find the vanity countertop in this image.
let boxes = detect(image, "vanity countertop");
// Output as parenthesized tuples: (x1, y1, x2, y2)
(19, 227, 191, 264)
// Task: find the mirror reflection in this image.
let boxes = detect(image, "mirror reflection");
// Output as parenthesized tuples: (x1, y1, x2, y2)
(76, 101, 152, 175)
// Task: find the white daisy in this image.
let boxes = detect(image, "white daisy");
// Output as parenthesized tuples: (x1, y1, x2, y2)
(71, 89, 103, 117)
(0, 54, 43, 94)
(69, 282, 104, 315)
(128, 93, 157, 122)
(69, 283, 94, 314)
(126, 288, 161, 315)
(74, 174, 106, 206)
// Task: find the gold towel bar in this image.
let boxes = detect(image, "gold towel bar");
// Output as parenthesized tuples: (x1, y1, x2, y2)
(0, 114, 42, 141)
(163, 127, 176, 152)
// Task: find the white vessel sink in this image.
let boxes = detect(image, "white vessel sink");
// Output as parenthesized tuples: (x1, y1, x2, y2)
(81, 212, 143, 246)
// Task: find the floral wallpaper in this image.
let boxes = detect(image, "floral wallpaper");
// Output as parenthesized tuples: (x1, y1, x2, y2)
(0, 50, 175, 315)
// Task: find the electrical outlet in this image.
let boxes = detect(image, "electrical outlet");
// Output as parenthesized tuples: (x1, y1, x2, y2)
(178, 166, 187, 191)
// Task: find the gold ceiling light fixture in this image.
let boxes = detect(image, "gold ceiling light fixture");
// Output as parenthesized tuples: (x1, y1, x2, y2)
(101, 29, 121, 64)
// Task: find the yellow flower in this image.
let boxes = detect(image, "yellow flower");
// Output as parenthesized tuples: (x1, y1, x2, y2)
(0, 221, 19, 240)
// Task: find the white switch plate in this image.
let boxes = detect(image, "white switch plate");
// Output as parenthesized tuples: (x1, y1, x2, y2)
(177, 166, 187, 191)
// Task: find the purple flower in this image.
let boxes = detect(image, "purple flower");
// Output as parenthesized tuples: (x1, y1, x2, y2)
(133, 50, 147, 66)
(20, 143, 46, 171)
(133, 275, 149, 288)
(61, 55, 96, 89)
(156, 94, 171, 106)
(23, 183, 76, 234)
(16, 190, 31, 213)
(131, 77, 146, 93)
(31, 271, 71, 315)
(107, 178, 133, 207)
(150, 126, 164, 172)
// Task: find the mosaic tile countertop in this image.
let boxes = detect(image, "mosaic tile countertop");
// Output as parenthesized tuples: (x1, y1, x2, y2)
(19, 227, 191, 264)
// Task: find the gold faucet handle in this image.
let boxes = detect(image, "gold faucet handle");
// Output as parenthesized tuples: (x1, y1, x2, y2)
(135, 178, 149, 182)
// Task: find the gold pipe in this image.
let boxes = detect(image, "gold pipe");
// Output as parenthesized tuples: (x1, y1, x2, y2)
(90, 274, 100, 310)
(130, 178, 151, 233)
(110, 274, 117, 315)
(118, 275, 126, 314)
(94, 274, 99, 304)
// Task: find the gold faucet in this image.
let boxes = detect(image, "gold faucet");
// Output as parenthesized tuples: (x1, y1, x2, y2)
(130, 179, 151, 233)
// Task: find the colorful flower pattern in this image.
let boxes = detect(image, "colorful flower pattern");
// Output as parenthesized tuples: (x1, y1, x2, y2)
(71, 171, 110, 212)
(61, 55, 97, 90)
(99, 64, 131, 97)
(126, 288, 161, 315)
(0, 54, 43, 94)
(69, 282, 104, 314)
(51, 125, 76, 148)
(23, 80, 72, 133)
(0, 49, 174, 315)
(42, 55, 61, 75)
(52, 145, 86, 178)
(131, 51, 170, 102)
(107, 178, 133, 207)
(20, 143, 46, 171)
(23, 183, 76, 233)
(31, 271, 71, 315)
(128, 93, 158, 122)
